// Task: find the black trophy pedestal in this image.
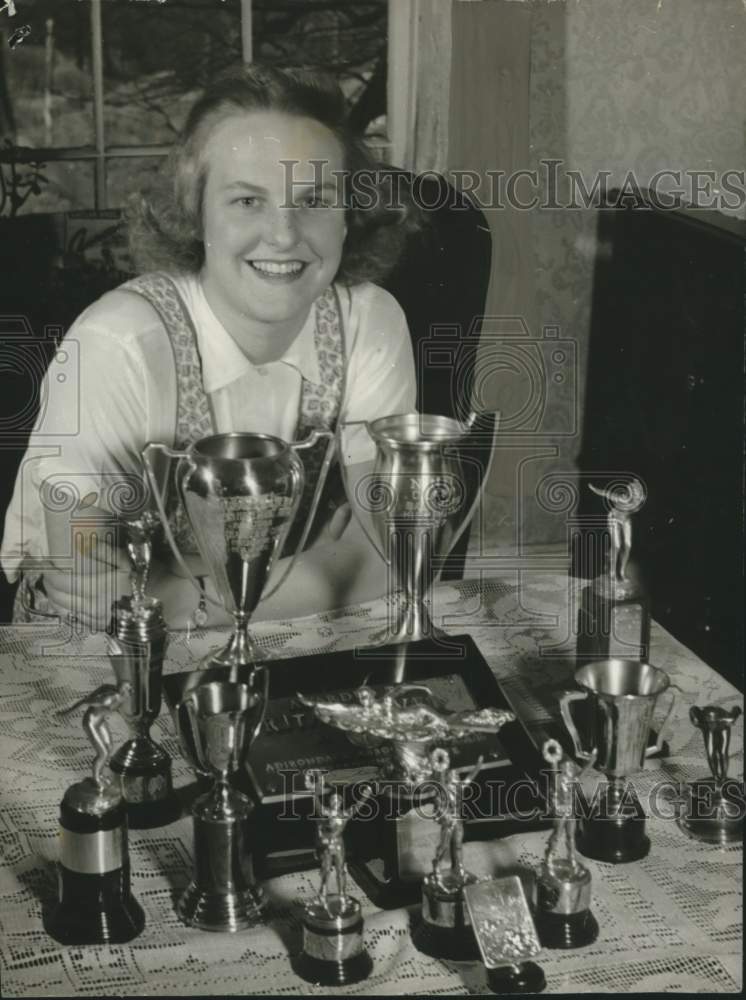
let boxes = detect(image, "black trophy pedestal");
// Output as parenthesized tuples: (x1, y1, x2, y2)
(412, 873, 480, 962)
(577, 782, 650, 864)
(110, 738, 180, 830)
(45, 781, 145, 945)
(292, 896, 372, 987)
(534, 908, 599, 949)
(576, 582, 650, 663)
(677, 778, 745, 846)
(345, 783, 441, 909)
(534, 861, 599, 949)
(486, 961, 546, 994)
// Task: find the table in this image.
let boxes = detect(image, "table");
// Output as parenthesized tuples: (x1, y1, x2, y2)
(0, 571, 742, 995)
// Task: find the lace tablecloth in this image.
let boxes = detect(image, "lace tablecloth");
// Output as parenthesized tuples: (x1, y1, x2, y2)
(0, 571, 742, 996)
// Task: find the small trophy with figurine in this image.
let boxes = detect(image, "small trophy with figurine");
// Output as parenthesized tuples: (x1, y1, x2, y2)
(577, 478, 651, 662)
(293, 772, 373, 987)
(677, 705, 744, 845)
(108, 508, 178, 827)
(412, 748, 483, 961)
(45, 682, 145, 945)
(534, 739, 599, 949)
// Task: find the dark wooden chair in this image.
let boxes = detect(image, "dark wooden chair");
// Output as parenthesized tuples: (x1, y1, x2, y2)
(380, 171, 493, 579)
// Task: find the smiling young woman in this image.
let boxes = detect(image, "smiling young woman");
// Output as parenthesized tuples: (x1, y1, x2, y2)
(1, 66, 422, 631)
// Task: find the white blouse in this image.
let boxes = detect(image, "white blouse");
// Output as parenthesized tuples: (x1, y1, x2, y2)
(1, 275, 416, 579)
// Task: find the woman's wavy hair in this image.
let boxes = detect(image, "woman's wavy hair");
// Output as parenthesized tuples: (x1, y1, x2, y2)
(128, 65, 421, 286)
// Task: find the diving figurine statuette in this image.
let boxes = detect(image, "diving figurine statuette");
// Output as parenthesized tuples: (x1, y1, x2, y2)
(46, 682, 145, 945)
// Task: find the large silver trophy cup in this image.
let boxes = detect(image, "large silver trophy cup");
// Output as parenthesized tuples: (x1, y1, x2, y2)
(340, 412, 498, 647)
(143, 431, 333, 669)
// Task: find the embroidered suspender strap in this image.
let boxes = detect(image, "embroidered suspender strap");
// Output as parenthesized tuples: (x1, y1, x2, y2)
(298, 285, 346, 430)
(120, 272, 214, 554)
(120, 272, 214, 446)
(283, 285, 347, 555)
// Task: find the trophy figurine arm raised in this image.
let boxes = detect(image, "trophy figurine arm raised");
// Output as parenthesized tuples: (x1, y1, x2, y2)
(142, 429, 335, 670)
(295, 772, 374, 987)
(337, 411, 499, 648)
(411, 746, 482, 962)
(534, 739, 600, 950)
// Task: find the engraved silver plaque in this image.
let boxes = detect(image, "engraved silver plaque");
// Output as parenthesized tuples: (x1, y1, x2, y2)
(463, 877, 541, 969)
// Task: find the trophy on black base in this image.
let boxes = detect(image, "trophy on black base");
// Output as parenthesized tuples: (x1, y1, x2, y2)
(577, 479, 650, 663)
(464, 877, 545, 994)
(677, 705, 744, 845)
(534, 739, 599, 949)
(108, 595, 179, 828)
(561, 659, 676, 863)
(46, 682, 145, 945)
(412, 748, 483, 961)
(176, 678, 268, 931)
(293, 772, 373, 987)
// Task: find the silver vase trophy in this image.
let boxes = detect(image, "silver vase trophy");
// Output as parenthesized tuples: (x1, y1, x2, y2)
(143, 430, 334, 670)
(339, 411, 498, 647)
(175, 678, 268, 931)
(560, 658, 677, 863)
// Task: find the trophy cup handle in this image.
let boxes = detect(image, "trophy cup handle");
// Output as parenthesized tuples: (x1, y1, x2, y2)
(259, 428, 336, 602)
(175, 695, 212, 779)
(141, 443, 222, 608)
(559, 690, 594, 762)
(335, 420, 388, 563)
(287, 426, 336, 550)
(250, 666, 271, 744)
(647, 682, 679, 757)
(444, 410, 500, 558)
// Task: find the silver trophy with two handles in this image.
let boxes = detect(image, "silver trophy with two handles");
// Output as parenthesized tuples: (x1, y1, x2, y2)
(339, 411, 498, 651)
(560, 658, 677, 863)
(142, 430, 334, 671)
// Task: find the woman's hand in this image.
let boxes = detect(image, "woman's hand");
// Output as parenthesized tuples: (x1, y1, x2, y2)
(41, 497, 129, 629)
(42, 541, 130, 631)
(41, 498, 231, 631)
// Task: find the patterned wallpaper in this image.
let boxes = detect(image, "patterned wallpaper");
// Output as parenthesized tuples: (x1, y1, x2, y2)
(476, 0, 745, 552)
